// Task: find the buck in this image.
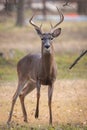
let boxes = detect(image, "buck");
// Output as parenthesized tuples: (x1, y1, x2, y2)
(7, 8, 64, 125)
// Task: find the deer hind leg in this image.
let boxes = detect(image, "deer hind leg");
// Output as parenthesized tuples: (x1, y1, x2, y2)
(48, 84, 54, 125)
(7, 80, 28, 124)
(35, 80, 41, 118)
(19, 82, 36, 122)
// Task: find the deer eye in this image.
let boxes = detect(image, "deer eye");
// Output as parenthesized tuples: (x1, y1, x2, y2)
(50, 37, 53, 40)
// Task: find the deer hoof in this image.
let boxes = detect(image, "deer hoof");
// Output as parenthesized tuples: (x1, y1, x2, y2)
(35, 113, 38, 118)
(24, 118, 28, 122)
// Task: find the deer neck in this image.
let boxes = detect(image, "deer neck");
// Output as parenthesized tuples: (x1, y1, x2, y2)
(41, 45, 55, 77)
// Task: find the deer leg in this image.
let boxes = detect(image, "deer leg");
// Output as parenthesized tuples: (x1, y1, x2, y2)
(35, 80, 41, 118)
(7, 80, 28, 124)
(48, 85, 54, 125)
(19, 94, 27, 122)
(19, 82, 36, 122)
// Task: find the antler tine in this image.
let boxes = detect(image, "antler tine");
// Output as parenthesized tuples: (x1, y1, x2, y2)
(29, 13, 42, 30)
(40, 23, 43, 29)
(56, 7, 64, 26)
(51, 7, 64, 31)
(50, 21, 53, 29)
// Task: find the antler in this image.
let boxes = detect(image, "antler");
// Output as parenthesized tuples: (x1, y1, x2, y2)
(50, 7, 64, 31)
(29, 14, 42, 30)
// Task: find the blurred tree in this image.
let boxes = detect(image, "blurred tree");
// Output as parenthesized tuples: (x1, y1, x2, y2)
(63, 0, 87, 15)
(27, 0, 32, 8)
(42, 0, 46, 19)
(49, 0, 87, 15)
(4, 0, 15, 12)
(16, 0, 25, 26)
(77, 0, 87, 15)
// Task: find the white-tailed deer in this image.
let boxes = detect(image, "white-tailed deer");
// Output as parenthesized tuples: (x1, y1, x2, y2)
(7, 8, 64, 125)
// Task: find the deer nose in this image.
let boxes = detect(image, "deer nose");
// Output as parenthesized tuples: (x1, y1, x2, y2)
(45, 45, 50, 49)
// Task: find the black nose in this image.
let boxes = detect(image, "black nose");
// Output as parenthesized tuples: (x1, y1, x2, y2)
(45, 45, 50, 49)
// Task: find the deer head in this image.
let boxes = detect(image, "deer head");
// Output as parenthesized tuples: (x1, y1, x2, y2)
(29, 7, 64, 54)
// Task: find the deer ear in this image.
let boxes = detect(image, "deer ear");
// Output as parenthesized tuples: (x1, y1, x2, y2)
(35, 28, 42, 37)
(52, 28, 61, 38)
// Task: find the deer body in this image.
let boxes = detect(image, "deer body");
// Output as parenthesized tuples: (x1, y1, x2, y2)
(17, 51, 57, 86)
(7, 8, 64, 125)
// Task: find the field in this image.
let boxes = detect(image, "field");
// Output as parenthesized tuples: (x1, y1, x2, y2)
(0, 16, 87, 129)
(0, 80, 87, 130)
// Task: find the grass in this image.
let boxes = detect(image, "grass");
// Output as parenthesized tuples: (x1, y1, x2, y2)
(0, 50, 87, 82)
(0, 50, 25, 82)
(56, 53, 87, 79)
(0, 80, 87, 129)
(0, 124, 87, 130)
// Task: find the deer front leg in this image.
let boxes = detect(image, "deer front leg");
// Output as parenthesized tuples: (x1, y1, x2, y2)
(48, 84, 54, 125)
(35, 80, 41, 118)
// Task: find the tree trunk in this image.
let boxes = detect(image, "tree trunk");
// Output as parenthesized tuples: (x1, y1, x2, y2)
(42, 0, 46, 20)
(16, 0, 25, 26)
(27, 0, 32, 8)
(77, 0, 87, 15)
(5, 0, 14, 12)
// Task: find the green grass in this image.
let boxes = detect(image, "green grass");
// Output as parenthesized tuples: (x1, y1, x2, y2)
(56, 53, 87, 79)
(0, 124, 87, 130)
(0, 50, 87, 82)
(0, 50, 25, 82)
